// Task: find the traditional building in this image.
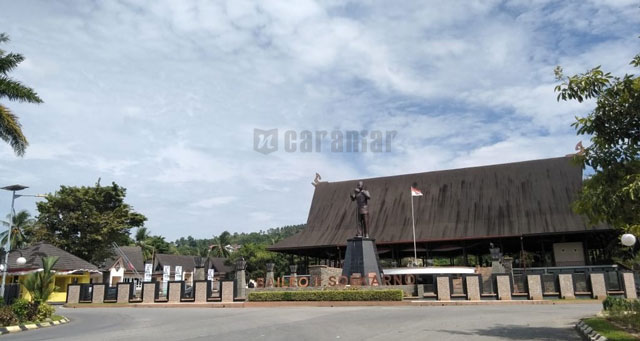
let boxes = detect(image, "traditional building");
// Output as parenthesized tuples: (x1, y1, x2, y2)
(269, 157, 615, 268)
(101, 246, 145, 288)
(6, 242, 100, 303)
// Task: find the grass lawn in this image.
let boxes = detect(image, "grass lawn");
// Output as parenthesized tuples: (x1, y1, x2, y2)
(583, 317, 639, 341)
(50, 314, 65, 322)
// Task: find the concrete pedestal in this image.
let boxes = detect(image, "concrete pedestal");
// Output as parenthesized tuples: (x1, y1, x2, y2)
(92, 284, 105, 304)
(465, 276, 481, 301)
(437, 277, 450, 301)
(559, 274, 575, 299)
(496, 275, 512, 300)
(590, 273, 607, 299)
(235, 270, 246, 300)
(221, 281, 234, 302)
(527, 275, 543, 300)
(623, 272, 637, 299)
(67, 285, 80, 304)
(341, 237, 383, 284)
(117, 283, 132, 303)
(168, 282, 182, 303)
(142, 282, 156, 303)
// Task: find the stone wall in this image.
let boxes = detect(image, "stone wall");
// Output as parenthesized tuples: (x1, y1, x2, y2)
(309, 265, 343, 286)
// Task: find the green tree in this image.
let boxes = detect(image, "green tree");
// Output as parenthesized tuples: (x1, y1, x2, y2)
(210, 231, 232, 258)
(22, 256, 58, 303)
(0, 33, 43, 156)
(146, 235, 172, 255)
(555, 52, 640, 235)
(32, 181, 146, 264)
(0, 210, 34, 249)
(133, 227, 154, 261)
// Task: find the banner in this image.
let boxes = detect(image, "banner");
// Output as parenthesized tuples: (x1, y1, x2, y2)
(175, 266, 183, 281)
(144, 263, 152, 282)
(207, 269, 215, 281)
(163, 265, 170, 282)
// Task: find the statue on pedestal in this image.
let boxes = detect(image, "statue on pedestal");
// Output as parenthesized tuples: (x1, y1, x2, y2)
(350, 181, 371, 238)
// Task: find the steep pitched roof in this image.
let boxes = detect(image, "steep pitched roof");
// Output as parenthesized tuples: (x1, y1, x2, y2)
(270, 156, 608, 251)
(153, 254, 196, 273)
(102, 246, 145, 272)
(8, 242, 98, 272)
(207, 257, 233, 274)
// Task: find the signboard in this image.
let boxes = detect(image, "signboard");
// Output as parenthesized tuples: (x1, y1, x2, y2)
(207, 269, 215, 281)
(163, 265, 170, 282)
(175, 266, 183, 281)
(144, 263, 152, 282)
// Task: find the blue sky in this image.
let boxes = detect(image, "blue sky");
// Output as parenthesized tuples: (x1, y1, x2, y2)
(1, 0, 638, 241)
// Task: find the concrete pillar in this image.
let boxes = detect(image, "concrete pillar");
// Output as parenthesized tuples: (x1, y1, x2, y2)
(142, 282, 156, 303)
(195, 281, 208, 303)
(590, 273, 607, 299)
(465, 276, 481, 301)
(221, 280, 234, 302)
(235, 258, 247, 300)
(168, 282, 182, 303)
(195, 267, 205, 281)
(623, 272, 637, 299)
(527, 275, 543, 300)
(289, 264, 298, 287)
(496, 275, 511, 300)
(117, 283, 131, 303)
(266, 263, 275, 288)
(437, 276, 450, 301)
(66, 285, 80, 304)
(559, 274, 575, 299)
(92, 284, 105, 304)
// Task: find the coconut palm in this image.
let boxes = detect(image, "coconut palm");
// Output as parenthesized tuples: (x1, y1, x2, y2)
(133, 227, 154, 261)
(22, 256, 59, 303)
(0, 33, 43, 156)
(209, 231, 231, 258)
(0, 210, 34, 249)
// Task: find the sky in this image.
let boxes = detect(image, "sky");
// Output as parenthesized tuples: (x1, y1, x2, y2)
(0, 0, 638, 241)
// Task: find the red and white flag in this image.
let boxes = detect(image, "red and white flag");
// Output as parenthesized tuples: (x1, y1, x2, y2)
(411, 187, 423, 197)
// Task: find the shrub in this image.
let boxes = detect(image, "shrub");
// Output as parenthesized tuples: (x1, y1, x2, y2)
(36, 303, 54, 321)
(602, 297, 640, 313)
(0, 306, 17, 327)
(248, 289, 404, 302)
(11, 298, 38, 322)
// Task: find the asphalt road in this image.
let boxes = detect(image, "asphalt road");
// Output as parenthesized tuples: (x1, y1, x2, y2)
(4, 303, 601, 340)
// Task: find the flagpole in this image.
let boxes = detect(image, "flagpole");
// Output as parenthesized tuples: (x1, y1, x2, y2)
(411, 189, 417, 266)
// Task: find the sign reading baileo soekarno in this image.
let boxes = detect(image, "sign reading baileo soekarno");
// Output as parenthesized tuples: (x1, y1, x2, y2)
(255, 274, 416, 288)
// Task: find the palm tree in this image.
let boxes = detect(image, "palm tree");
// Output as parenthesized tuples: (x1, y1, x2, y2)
(133, 227, 154, 261)
(0, 210, 34, 249)
(22, 256, 59, 303)
(209, 231, 231, 258)
(0, 33, 43, 156)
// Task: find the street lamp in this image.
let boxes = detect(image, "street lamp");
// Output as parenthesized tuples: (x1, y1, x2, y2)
(0, 185, 27, 298)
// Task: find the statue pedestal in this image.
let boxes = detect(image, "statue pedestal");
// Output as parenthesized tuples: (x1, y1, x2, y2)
(342, 237, 383, 284)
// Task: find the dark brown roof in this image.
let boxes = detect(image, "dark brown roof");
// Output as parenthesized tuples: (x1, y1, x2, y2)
(8, 242, 98, 272)
(208, 257, 233, 274)
(270, 156, 608, 251)
(153, 254, 196, 274)
(102, 246, 145, 272)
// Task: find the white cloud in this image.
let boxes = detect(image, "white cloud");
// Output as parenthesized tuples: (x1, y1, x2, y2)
(0, 0, 637, 239)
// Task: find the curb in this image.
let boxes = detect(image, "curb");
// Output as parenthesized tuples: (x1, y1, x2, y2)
(575, 320, 607, 341)
(0, 317, 70, 335)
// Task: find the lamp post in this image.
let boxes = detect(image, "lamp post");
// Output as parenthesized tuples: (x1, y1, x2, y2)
(621, 233, 636, 247)
(0, 184, 28, 298)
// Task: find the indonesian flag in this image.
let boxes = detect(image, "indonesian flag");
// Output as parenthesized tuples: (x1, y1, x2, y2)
(411, 187, 423, 197)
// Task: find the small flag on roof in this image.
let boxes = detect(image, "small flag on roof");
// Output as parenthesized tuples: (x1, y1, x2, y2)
(411, 187, 423, 197)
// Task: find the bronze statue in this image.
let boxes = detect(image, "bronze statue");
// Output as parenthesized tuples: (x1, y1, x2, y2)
(350, 181, 371, 237)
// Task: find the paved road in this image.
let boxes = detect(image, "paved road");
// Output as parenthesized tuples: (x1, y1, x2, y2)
(4, 303, 600, 340)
